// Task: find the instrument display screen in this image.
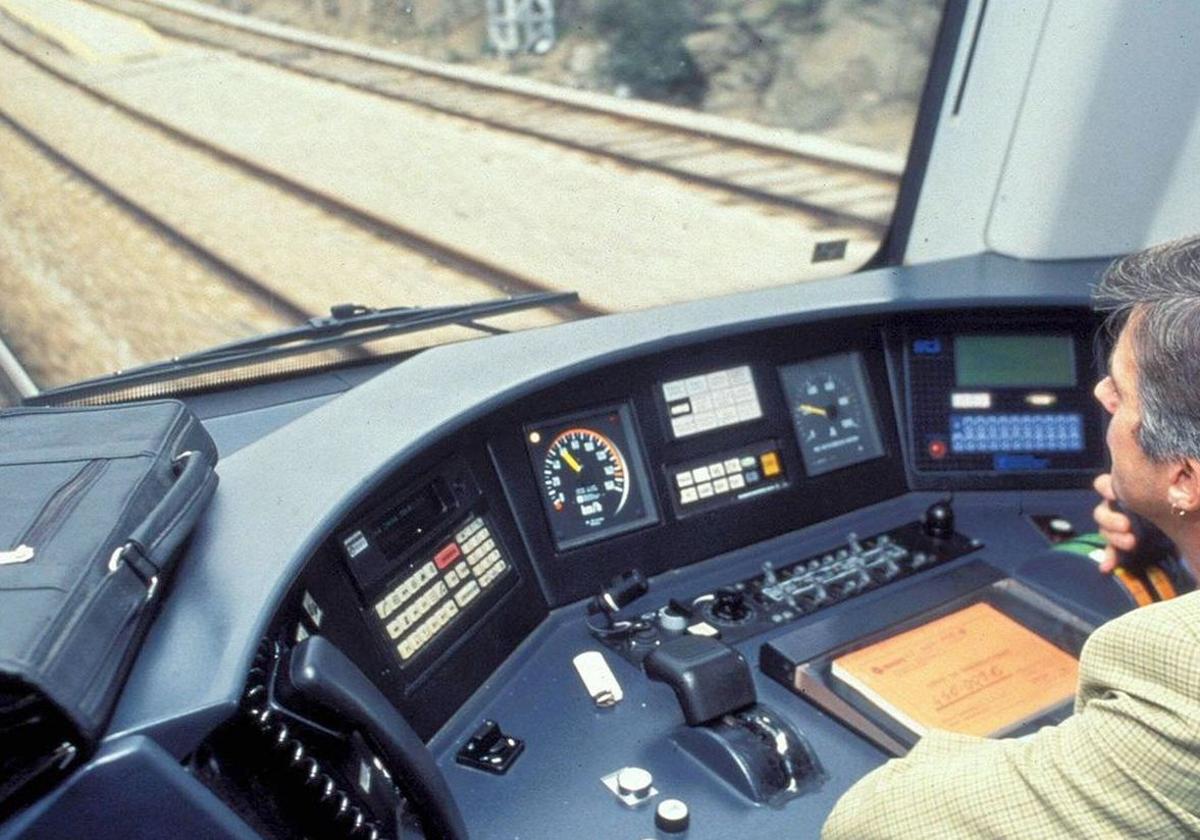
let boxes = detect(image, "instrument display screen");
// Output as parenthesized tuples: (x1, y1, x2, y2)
(954, 334, 1076, 388)
(659, 364, 763, 439)
(906, 326, 1103, 474)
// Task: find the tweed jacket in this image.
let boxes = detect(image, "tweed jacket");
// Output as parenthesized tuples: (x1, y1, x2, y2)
(823, 590, 1200, 839)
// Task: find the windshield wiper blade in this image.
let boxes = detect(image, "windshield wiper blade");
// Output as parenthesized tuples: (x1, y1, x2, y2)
(32, 291, 579, 403)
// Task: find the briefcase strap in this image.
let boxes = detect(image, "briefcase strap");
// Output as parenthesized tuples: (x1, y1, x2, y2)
(107, 448, 217, 598)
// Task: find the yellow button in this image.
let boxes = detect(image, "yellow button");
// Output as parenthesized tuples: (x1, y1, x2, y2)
(760, 451, 781, 477)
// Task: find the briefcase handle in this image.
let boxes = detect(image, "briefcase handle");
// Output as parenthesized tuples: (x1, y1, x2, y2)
(109, 449, 218, 594)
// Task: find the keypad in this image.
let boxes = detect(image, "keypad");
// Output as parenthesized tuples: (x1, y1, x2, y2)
(668, 441, 787, 514)
(374, 514, 513, 666)
(950, 413, 1083, 453)
(661, 365, 762, 439)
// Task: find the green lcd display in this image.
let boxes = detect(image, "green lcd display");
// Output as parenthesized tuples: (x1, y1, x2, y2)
(954, 334, 1076, 388)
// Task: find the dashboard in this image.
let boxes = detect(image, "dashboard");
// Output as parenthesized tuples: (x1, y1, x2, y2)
(4, 254, 1174, 840)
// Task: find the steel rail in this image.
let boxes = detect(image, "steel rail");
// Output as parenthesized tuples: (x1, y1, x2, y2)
(88, 0, 898, 234)
(0, 32, 602, 324)
(0, 327, 38, 401)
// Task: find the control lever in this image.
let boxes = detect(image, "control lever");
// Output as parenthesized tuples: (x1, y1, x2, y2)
(590, 568, 648, 617)
(644, 636, 821, 804)
(922, 498, 955, 539)
(279, 635, 470, 840)
(644, 636, 756, 726)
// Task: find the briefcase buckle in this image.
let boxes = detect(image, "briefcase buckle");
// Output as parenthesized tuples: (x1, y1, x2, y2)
(108, 543, 160, 600)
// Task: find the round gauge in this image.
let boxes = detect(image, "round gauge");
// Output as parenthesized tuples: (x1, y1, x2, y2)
(792, 372, 869, 447)
(779, 352, 885, 477)
(542, 428, 629, 528)
(526, 404, 659, 551)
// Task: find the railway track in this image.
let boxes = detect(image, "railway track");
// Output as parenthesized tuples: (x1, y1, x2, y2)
(0, 0, 897, 396)
(0, 7, 592, 396)
(84, 0, 902, 234)
(0, 15, 599, 319)
(0, 329, 38, 403)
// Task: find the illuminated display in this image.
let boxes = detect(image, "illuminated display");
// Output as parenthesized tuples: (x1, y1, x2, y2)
(906, 327, 1101, 474)
(954, 334, 1076, 388)
(660, 365, 762, 439)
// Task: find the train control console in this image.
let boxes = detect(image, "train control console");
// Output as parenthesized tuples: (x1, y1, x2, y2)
(595, 501, 982, 664)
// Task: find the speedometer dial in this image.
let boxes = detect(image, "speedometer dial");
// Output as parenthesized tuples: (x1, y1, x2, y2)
(542, 428, 629, 527)
(526, 404, 659, 551)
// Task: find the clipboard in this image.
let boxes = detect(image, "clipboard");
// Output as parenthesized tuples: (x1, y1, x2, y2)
(764, 566, 1093, 755)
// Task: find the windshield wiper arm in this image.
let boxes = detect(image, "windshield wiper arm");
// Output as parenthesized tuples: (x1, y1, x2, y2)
(32, 291, 579, 403)
(166, 290, 578, 367)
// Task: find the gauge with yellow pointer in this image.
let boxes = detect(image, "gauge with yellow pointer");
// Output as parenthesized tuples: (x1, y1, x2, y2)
(542, 427, 629, 522)
(526, 404, 659, 551)
(779, 352, 886, 477)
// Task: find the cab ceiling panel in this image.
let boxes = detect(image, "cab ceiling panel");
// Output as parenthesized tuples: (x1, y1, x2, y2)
(987, 0, 1200, 259)
(907, 0, 1200, 264)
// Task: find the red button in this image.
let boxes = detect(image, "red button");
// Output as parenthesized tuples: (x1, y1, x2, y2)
(434, 543, 461, 569)
(928, 439, 947, 459)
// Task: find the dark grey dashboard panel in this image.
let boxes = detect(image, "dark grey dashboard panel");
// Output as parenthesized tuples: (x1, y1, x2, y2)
(110, 253, 1105, 758)
(48, 252, 1145, 840)
(427, 489, 1120, 839)
(185, 363, 390, 456)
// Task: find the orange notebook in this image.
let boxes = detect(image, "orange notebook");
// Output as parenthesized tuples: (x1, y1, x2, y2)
(831, 602, 1079, 738)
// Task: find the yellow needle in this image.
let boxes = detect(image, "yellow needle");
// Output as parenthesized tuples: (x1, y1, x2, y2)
(798, 403, 828, 417)
(561, 450, 583, 473)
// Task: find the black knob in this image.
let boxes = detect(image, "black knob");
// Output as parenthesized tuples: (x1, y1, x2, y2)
(655, 798, 690, 833)
(922, 499, 955, 539)
(710, 588, 751, 623)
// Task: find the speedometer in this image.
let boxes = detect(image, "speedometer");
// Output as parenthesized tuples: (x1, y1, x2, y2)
(526, 404, 659, 551)
(542, 428, 629, 526)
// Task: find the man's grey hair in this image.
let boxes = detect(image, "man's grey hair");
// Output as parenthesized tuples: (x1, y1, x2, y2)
(1094, 234, 1200, 462)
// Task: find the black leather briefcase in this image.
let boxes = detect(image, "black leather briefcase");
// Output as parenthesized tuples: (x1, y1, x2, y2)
(0, 400, 218, 813)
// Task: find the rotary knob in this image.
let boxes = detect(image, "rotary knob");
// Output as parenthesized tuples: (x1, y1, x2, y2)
(923, 499, 955, 539)
(709, 588, 752, 624)
(655, 798, 690, 833)
(617, 767, 654, 800)
(658, 606, 688, 633)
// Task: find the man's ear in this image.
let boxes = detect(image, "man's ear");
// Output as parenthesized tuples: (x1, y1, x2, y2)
(1167, 457, 1200, 513)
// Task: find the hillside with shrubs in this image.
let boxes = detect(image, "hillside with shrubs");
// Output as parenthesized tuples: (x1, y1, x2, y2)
(208, 0, 942, 153)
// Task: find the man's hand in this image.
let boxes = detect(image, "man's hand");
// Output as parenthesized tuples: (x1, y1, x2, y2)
(1092, 473, 1136, 573)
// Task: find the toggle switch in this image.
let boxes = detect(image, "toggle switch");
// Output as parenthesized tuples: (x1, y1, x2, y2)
(455, 719, 524, 774)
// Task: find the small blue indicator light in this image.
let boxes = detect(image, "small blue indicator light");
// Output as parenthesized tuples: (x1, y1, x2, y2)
(913, 338, 942, 355)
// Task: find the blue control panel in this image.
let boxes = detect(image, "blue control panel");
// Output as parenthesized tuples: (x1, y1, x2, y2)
(950, 413, 1084, 454)
(905, 325, 1103, 476)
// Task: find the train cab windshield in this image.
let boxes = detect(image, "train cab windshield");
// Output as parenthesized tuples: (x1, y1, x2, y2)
(0, 0, 943, 403)
(3, 2, 1200, 840)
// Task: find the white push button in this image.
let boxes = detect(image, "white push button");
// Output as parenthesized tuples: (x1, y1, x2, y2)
(616, 767, 653, 799)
